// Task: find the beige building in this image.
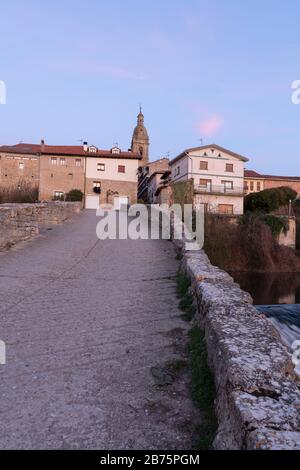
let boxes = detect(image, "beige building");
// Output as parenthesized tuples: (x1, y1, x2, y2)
(85, 146, 141, 209)
(244, 170, 265, 194)
(245, 169, 300, 196)
(170, 144, 248, 215)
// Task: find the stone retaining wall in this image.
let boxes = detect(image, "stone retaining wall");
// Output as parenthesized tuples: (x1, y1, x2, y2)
(175, 240, 300, 450)
(0, 202, 82, 250)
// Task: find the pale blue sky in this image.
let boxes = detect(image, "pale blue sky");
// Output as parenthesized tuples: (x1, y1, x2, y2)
(0, 0, 300, 174)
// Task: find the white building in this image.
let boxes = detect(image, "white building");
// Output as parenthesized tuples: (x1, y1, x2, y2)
(169, 144, 248, 215)
(85, 146, 141, 210)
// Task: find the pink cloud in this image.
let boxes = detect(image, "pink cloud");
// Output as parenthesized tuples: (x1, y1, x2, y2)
(197, 115, 224, 137)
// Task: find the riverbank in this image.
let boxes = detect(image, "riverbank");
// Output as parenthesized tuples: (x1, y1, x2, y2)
(204, 213, 300, 273)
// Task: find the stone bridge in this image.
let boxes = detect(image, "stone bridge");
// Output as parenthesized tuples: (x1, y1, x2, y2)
(0, 209, 198, 449)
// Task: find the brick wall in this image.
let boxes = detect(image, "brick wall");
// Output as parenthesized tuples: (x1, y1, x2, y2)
(39, 155, 85, 200)
(0, 153, 39, 188)
(264, 178, 300, 195)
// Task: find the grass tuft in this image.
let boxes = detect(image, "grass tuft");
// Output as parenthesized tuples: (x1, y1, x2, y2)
(189, 326, 217, 449)
(176, 270, 217, 449)
(176, 272, 196, 321)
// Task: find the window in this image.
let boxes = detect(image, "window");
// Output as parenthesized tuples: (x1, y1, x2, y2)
(68, 173, 73, 179)
(250, 181, 254, 191)
(97, 163, 105, 172)
(89, 146, 97, 153)
(51, 157, 57, 165)
(221, 180, 233, 192)
(176, 166, 180, 176)
(218, 204, 234, 215)
(54, 191, 64, 199)
(19, 162, 24, 170)
(93, 181, 101, 194)
(111, 147, 121, 154)
(75, 159, 81, 167)
(199, 179, 212, 191)
(60, 158, 66, 166)
(200, 161, 208, 170)
(118, 165, 125, 173)
(257, 182, 261, 191)
(225, 163, 234, 172)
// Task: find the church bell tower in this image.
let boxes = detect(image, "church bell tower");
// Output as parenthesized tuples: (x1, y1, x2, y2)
(131, 107, 149, 166)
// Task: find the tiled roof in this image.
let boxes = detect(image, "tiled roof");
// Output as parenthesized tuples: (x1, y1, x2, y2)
(244, 170, 263, 178)
(263, 174, 300, 181)
(245, 169, 300, 181)
(170, 143, 249, 165)
(0, 143, 141, 159)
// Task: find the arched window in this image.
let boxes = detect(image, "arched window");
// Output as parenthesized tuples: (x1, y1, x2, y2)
(139, 146, 144, 156)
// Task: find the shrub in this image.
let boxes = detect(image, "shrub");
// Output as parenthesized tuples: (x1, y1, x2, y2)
(65, 189, 83, 202)
(244, 186, 297, 213)
(0, 182, 39, 204)
(261, 215, 289, 237)
(204, 212, 299, 272)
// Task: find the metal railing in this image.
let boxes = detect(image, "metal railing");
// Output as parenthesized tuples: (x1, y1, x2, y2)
(195, 185, 244, 196)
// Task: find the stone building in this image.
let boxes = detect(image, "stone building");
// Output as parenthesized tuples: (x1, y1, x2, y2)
(39, 144, 86, 200)
(0, 143, 39, 189)
(131, 107, 149, 167)
(245, 169, 300, 196)
(169, 144, 248, 215)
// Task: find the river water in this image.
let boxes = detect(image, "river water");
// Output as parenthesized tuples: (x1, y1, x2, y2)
(230, 272, 300, 374)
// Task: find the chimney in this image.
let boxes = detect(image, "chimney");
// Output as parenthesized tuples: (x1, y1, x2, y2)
(40, 139, 45, 151)
(83, 141, 88, 152)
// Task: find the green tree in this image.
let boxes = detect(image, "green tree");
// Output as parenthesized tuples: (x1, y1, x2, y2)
(65, 189, 83, 202)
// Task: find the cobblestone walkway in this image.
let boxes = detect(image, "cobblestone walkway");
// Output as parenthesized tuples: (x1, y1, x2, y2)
(0, 210, 198, 449)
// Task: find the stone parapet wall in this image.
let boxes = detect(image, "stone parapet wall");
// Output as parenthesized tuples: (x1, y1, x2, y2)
(0, 202, 82, 250)
(175, 240, 300, 449)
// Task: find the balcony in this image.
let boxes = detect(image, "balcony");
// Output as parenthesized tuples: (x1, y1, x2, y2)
(194, 185, 245, 196)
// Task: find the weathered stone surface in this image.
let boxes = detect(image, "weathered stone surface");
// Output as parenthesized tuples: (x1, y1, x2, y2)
(0, 211, 199, 449)
(179, 248, 300, 450)
(247, 429, 300, 450)
(0, 202, 82, 250)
